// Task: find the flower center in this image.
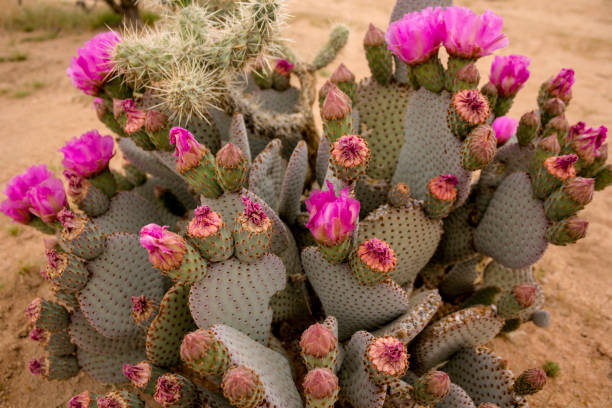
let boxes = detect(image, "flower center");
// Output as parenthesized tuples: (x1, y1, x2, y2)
(383, 342, 404, 362)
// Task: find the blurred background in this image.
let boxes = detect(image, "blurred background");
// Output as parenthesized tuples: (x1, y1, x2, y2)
(0, 0, 610, 406)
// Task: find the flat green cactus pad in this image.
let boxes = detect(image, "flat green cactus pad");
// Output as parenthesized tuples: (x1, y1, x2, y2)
(146, 282, 197, 367)
(77, 347, 145, 384)
(358, 203, 442, 287)
(302, 246, 411, 340)
(439, 256, 480, 298)
(78, 233, 166, 339)
(278, 140, 308, 225)
(338, 331, 386, 408)
(355, 176, 390, 218)
(474, 172, 548, 269)
(69, 310, 145, 355)
(433, 203, 477, 266)
(189, 254, 285, 344)
(228, 113, 252, 164)
(248, 139, 286, 210)
(435, 383, 476, 408)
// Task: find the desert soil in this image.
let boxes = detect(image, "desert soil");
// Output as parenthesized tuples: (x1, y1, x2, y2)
(0, 0, 610, 406)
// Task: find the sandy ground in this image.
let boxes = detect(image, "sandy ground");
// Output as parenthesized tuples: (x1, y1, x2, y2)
(0, 0, 610, 406)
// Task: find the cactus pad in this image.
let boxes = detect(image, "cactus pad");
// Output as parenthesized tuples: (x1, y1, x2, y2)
(433, 203, 477, 266)
(77, 347, 146, 384)
(248, 139, 286, 210)
(69, 310, 145, 355)
(278, 140, 308, 225)
(435, 383, 476, 408)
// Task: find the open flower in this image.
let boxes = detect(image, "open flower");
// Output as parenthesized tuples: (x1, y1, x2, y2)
(274, 59, 294, 76)
(305, 181, 359, 246)
(0, 164, 55, 223)
(139, 224, 186, 271)
(385, 7, 446, 65)
(59, 130, 114, 177)
(492, 116, 519, 146)
(489, 55, 531, 97)
(569, 123, 607, 163)
(170, 127, 207, 173)
(25, 176, 67, 223)
(547, 68, 575, 102)
(66, 31, 121, 96)
(443, 7, 508, 58)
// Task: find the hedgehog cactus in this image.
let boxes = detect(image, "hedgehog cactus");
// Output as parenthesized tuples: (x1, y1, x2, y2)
(4, 0, 609, 407)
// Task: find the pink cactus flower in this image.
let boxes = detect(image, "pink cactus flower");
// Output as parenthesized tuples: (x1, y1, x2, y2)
(367, 336, 408, 376)
(131, 295, 156, 323)
(0, 164, 56, 224)
(97, 395, 122, 408)
(29, 327, 46, 342)
(139, 224, 186, 271)
(180, 329, 215, 363)
(169, 127, 207, 173)
(489, 55, 531, 97)
(547, 68, 575, 101)
(68, 391, 93, 408)
(222, 366, 263, 405)
(188, 205, 223, 238)
(59, 130, 114, 178)
(28, 357, 45, 375)
(512, 284, 537, 307)
(26, 176, 67, 223)
(428, 174, 459, 201)
(492, 116, 519, 146)
(303, 368, 339, 399)
(569, 123, 607, 163)
(154, 374, 182, 405)
(544, 154, 578, 180)
(300, 323, 337, 357)
(66, 31, 121, 96)
(241, 196, 268, 227)
(442, 7, 508, 58)
(385, 7, 446, 65)
(123, 361, 152, 388)
(305, 181, 360, 246)
(120, 99, 146, 135)
(274, 59, 294, 76)
(58, 207, 78, 233)
(357, 238, 397, 273)
(25, 297, 42, 322)
(331, 135, 370, 168)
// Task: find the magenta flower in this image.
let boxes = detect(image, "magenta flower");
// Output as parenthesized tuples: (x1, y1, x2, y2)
(442, 7, 508, 58)
(169, 127, 207, 173)
(305, 181, 360, 246)
(66, 31, 121, 96)
(59, 130, 114, 178)
(547, 68, 575, 101)
(492, 116, 519, 146)
(1, 165, 64, 224)
(489, 55, 531, 97)
(385, 7, 446, 65)
(274, 59, 294, 76)
(26, 177, 67, 223)
(139, 224, 186, 271)
(569, 123, 607, 163)
(28, 357, 45, 375)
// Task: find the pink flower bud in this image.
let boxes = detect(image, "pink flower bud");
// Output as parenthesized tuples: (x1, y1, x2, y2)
(121, 99, 146, 135)
(442, 7, 508, 58)
(28, 357, 45, 375)
(180, 329, 214, 363)
(216, 143, 246, 169)
(58, 208, 78, 233)
(570, 123, 607, 163)
(423, 371, 451, 400)
(364, 23, 386, 47)
(123, 361, 152, 388)
(188, 205, 222, 238)
(25, 297, 42, 322)
(452, 89, 490, 125)
(169, 127, 208, 173)
(154, 374, 182, 405)
(544, 155, 578, 180)
(330, 63, 355, 83)
(538, 135, 561, 154)
(492, 116, 518, 146)
(97, 395, 123, 408)
(564, 177, 594, 205)
(59, 130, 114, 177)
(274, 59, 294, 76)
(131, 296, 156, 324)
(386, 7, 445, 64)
(221, 366, 263, 406)
(357, 238, 397, 273)
(489, 55, 530, 97)
(547, 68, 575, 101)
(139, 224, 186, 271)
(29, 327, 46, 342)
(512, 284, 537, 307)
(428, 174, 459, 202)
(321, 84, 351, 121)
(303, 368, 339, 399)
(305, 181, 359, 246)
(145, 110, 168, 133)
(300, 323, 337, 358)
(69, 391, 94, 408)
(514, 368, 547, 395)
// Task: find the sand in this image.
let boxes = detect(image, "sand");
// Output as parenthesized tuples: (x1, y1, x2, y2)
(0, 0, 610, 406)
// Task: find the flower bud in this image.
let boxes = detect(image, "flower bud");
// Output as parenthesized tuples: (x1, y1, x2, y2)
(412, 370, 451, 405)
(222, 366, 265, 408)
(365, 336, 409, 384)
(513, 368, 547, 395)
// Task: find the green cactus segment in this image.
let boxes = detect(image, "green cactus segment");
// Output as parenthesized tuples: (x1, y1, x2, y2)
(69, 310, 145, 355)
(386, 379, 418, 407)
(147, 128, 172, 152)
(43, 330, 76, 356)
(545, 218, 584, 245)
(44, 355, 79, 380)
(181, 150, 223, 198)
(531, 165, 566, 200)
(412, 57, 446, 93)
(77, 347, 146, 385)
(460, 286, 501, 309)
(75, 182, 110, 218)
(229, 113, 253, 164)
(354, 176, 390, 218)
(316, 135, 331, 186)
(251, 87, 301, 116)
(372, 289, 441, 344)
(433, 203, 477, 266)
(199, 387, 234, 408)
(111, 172, 132, 193)
(189, 254, 285, 344)
(33, 299, 69, 333)
(443, 347, 525, 408)
(59, 219, 106, 260)
(312, 24, 350, 71)
(474, 172, 548, 269)
(483, 261, 544, 322)
(594, 165, 612, 190)
(210, 324, 303, 408)
(99, 390, 144, 408)
(543, 186, 585, 221)
(410, 306, 504, 373)
(188, 223, 233, 262)
(53, 288, 80, 310)
(278, 141, 308, 225)
(248, 139, 286, 210)
(365, 43, 393, 86)
(162, 243, 208, 284)
(492, 95, 514, 118)
(358, 203, 442, 287)
(517, 114, 540, 147)
(95, 191, 179, 235)
(424, 190, 454, 220)
(435, 383, 476, 408)
(79, 233, 166, 339)
(445, 56, 476, 93)
(118, 138, 186, 188)
(302, 247, 411, 340)
(460, 127, 498, 171)
(46, 252, 89, 293)
(146, 282, 196, 367)
(338, 331, 386, 408)
(393, 88, 471, 206)
(269, 279, 309, 323)
(354, 77, 412, 180)
(89, 169, 117, 199)
(439, 256, 481, 298)
(124, 164, 147, 186)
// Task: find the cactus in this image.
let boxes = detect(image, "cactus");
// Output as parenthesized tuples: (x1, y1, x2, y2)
(7, 1, 610, 407)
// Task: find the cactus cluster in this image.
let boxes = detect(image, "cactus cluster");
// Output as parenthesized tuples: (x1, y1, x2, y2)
(2, 0, 610, 407)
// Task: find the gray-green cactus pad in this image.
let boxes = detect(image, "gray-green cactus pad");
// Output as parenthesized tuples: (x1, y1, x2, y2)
(268, 279, 309, 323)
(302, 246, 411, 340)
(410, 306, 504, 373)
(77, 347, 146, 384)
(189, 254, 285, 344)
(433, 203, 477, 266)
(443, 347, 526, 408)
(248, 139, 286, 210)
(474, 172, 548, 269)
(338, 331, 386, 408)
(439, 256, 481, 298)
(228, 113, 252, 164)
(358, 203, 442, 287)
(69, 310, 145, 355)
(355, 176, 390, 218)
(278, 140, 308, 225)
(373, 289, 442, 344)
(392, 88, 471, 207)
(210, 324, 303, 408)
(435, 383, 476, 408)
(78, 233, 166, 339)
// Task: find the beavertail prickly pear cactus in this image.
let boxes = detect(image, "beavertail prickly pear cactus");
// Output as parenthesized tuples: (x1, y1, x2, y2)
(3, 0, 609, 407)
